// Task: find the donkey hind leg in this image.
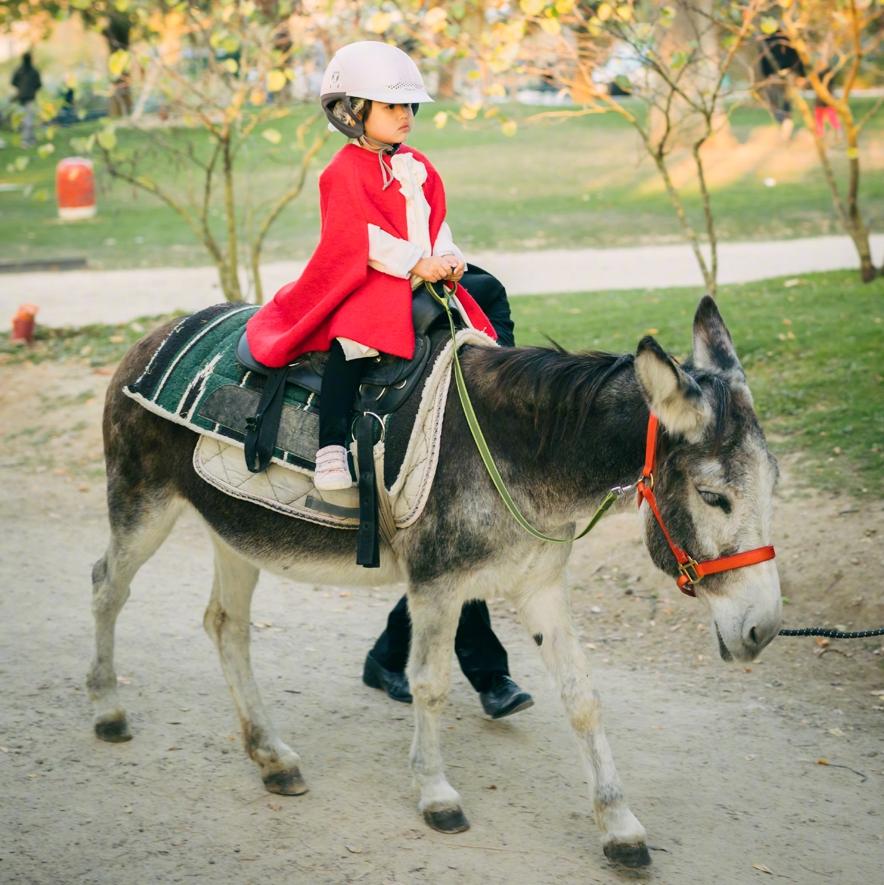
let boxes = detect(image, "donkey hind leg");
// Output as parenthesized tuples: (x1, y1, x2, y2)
(88, 492, 183, 743)
(204, 534, 307, 796)
(517, 583, 651, 868)
(405, 582, 469, 834)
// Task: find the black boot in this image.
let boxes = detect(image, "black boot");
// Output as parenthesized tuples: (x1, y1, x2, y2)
(479, 675, 534, 720)
(362, 652, 413, 703)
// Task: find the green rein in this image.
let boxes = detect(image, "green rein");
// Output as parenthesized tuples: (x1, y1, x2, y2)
(425, 281, 622, 544)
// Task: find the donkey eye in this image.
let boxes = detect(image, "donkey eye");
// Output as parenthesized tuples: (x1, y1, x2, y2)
(698, 489, 732, 513)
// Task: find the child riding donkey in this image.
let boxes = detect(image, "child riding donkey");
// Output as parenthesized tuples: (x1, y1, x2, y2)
(247, 42, 533, 720)
(246, 41, 505, 490)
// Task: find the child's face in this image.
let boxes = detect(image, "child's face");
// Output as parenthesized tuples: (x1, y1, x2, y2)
(364, 102, 414, 144)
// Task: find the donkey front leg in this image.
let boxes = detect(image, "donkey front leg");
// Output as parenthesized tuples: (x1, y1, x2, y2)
(517, 582, 651, 867)
(405, 582, 468, 833)
(204, 534, 307, 796)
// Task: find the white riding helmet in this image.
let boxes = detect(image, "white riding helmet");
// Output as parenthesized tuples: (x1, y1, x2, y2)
(320, 41, 434, 138)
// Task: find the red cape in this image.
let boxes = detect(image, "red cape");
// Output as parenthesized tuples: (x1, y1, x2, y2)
(246, 144, 496, 367)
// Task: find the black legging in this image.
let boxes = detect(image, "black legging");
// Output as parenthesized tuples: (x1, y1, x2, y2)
(318, 340, 373, 448)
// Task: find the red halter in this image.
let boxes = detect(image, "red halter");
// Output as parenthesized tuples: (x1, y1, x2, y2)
(636, 414, 776, 597)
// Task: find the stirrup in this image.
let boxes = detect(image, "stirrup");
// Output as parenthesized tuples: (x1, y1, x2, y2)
(314, 445, 352, 491)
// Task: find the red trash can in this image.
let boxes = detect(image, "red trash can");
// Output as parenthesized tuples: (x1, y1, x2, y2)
(11, 304, 38, 345)
(56, 157, 96, 220)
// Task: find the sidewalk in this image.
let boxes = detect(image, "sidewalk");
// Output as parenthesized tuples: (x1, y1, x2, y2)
(1, 234, 880, 328)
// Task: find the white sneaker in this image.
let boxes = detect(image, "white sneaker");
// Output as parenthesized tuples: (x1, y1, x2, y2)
(314, 445, 352, 491)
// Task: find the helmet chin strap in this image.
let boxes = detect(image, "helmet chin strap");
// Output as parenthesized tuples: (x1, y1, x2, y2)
(356, 133, 401, 189)
(357, 133, 400, 154)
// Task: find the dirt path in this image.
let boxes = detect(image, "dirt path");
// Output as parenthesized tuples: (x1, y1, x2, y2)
(0, 358, 881, 885)
(2, 233, 882, 328)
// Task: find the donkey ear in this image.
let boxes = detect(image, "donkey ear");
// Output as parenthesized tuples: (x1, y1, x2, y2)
(692, 296, 744, 379)
(635, 336, 711, 442)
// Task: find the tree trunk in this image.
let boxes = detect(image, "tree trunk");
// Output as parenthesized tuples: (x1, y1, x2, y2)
(221, 136, 243, 302)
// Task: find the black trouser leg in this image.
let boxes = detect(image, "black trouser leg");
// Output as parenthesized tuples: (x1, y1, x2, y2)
(454, 600, 510, 693)
(369, 595, 411, 673)
(318, 340, 373, 448)
(370, 596, 510, 693)
(461, 263, 515, 347)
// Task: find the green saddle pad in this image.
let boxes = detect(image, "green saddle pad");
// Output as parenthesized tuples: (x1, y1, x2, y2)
(125, 303, 319, 471)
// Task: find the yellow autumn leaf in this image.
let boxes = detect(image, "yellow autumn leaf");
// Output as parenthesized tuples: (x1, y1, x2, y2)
(108, 49, 130, 79)
(540, 17, 562, 35)
(222, 58, 238, 74)
(616, 3, 633, 20)
(262, 128, 282, 145)
(249, 89, 267, 106)
(555, 0, 575, 12)
(460, 103, 480, 120)
(425, 7, 447, 31)
(597, 2, 613, 21)
(37, 143, 55, 159)
(501, 120, 518, 137)
(266, 70, 287, 93)
(97, 128, 117, 151)
(433, 111, 448, 129)
(760, 16, 779, 35)
(520, 0, 545, 15)
(367, 12, 392, 33)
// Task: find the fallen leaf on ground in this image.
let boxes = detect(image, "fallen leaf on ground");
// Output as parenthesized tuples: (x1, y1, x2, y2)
(752, 863, 773, 874)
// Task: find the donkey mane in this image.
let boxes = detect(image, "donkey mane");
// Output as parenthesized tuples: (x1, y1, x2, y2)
(470, 346, 738, 456)
(468, 345, 635, 452)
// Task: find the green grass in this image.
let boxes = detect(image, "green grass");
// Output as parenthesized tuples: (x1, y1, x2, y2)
(512, 270, 882, 497)
(1, 100, 881, 269)
(1, 269, 879, 497)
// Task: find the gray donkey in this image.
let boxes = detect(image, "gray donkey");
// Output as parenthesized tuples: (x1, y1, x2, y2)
(88, 296, 781, 867)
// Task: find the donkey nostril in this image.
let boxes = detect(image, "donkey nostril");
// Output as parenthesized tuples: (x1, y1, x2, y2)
(748, 625, 759, 646)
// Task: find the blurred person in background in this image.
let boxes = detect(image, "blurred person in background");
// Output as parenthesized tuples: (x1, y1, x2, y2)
(758, 32, 802, 140)
(11, 52, 42, 147)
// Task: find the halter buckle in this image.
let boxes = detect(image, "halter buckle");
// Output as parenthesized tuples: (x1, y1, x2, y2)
(678, 558, 702, 585)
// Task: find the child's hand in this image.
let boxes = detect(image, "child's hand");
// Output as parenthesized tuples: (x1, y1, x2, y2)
(411, 256, 453, 283)
(440, 253, 465, 282)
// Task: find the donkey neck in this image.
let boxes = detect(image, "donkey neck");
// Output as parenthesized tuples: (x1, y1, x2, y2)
(463, 347, 649, 518)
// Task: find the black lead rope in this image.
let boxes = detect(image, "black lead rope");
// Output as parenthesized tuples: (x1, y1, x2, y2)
(779, 626, 884, 639)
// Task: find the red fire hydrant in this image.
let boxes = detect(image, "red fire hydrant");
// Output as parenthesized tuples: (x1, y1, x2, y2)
(11, 303, 38, 345)
(56, 157, 96, 220)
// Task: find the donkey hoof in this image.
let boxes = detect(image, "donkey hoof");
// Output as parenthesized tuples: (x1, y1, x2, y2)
(94, 717, 132, 743)
(603, 840, 652, 868)
(263, 768, 309, 796)
(423, 807, 470, 834)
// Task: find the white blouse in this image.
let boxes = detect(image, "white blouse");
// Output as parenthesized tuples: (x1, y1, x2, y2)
(337, 151, 468, 360)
